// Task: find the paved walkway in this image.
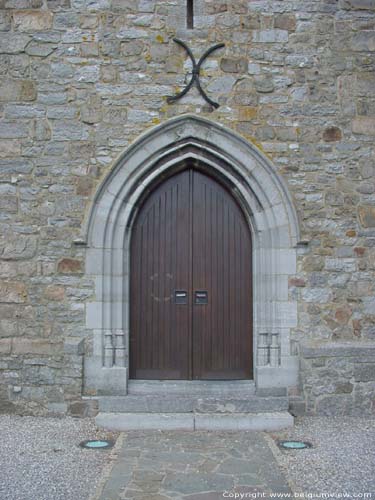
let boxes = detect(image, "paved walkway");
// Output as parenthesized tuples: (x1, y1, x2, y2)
(96, 431, 291, 500)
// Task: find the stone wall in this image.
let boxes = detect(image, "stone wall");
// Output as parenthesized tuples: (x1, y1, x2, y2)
(292, 341, 375, 416)
(0, 0, 374, 416)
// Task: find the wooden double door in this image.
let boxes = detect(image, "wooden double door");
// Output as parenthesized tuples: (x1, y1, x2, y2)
(130, 168, 253, 380)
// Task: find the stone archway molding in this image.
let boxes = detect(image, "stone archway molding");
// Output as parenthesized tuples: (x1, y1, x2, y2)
(83, 114, 301, 396)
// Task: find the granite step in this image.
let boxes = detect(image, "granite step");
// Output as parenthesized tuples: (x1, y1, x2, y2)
(95, 411, 294, 431)
(98, 394, 289, 413)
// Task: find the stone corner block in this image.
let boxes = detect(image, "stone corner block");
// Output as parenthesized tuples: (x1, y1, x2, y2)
(0, 79, 37, 102)
(86, 302, 103, 328)
(315, 394, 353, 416)
(0, 338, 12, 355)
(340, 0, 375, 10)
(57, 258, 83, 274)
(47, 403, 68, 416)
(0, 280, 28, 303)
(352, 117, 375, 135)
(354, 363, 375, 383)
(0, 33, 31, 54)
(64, 337, 85, 355)
(358, 206, 375, 228)
(12, 338, 62, 355)
(13, 10, 53, 32)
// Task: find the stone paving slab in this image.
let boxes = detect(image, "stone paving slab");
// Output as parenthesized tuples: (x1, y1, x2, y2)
(96, 431, 292, 500)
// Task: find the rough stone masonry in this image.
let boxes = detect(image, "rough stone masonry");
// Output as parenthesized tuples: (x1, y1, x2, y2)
(0, 0, 374, 417)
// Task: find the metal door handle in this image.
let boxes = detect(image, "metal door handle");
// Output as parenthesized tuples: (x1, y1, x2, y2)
(174, 290, 188, 304)
(195, 291, 208, 304)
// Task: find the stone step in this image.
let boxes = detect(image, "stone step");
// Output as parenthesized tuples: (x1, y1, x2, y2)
(128, 379, 256, 396)
(98, 395, 289, 413)
(95, 411, 294, 431)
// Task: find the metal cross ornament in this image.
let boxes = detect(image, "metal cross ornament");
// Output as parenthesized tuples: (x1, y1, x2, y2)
(167, 38, 225, 109)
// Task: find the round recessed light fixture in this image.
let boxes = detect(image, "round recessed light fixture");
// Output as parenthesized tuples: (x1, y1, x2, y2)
(79, 439, 114, 450)
(278, 440, 312, 450)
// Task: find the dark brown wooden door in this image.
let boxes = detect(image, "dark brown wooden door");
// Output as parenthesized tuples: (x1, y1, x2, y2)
(130, 169, 252, 380)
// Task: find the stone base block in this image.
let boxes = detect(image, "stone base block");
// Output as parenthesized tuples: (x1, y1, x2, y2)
(256, 359, 299, 388)
(84, 357, 128, 396)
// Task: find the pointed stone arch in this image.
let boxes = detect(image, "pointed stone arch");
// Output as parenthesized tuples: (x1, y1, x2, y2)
(83, 114, 301, 396)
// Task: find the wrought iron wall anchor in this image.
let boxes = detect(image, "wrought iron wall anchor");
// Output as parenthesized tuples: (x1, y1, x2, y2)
(167, 38, 225, 109)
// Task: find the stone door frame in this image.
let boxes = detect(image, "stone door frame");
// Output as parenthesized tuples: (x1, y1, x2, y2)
(83, 114, 300, 396)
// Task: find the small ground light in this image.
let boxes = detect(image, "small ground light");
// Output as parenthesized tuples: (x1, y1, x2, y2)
(278, 440, 312, 450)
(79, 439, 114, 450)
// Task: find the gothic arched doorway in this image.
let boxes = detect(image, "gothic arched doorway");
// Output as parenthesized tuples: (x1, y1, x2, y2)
(83, 115, 300, 397)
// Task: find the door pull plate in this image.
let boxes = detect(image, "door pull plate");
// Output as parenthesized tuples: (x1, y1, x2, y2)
(174, 290, 188, 304)
(195, 291, 208, 304)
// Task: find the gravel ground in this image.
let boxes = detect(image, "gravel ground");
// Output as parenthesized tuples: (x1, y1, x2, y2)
(2, 416, 375, 499)
(269, 417, 375, 496)
(0, 416, 118, 500)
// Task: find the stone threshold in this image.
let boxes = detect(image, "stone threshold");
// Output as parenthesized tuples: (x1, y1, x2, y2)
(127, 379, 256, 395)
